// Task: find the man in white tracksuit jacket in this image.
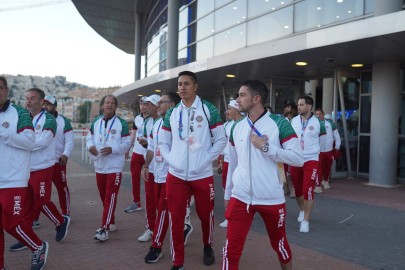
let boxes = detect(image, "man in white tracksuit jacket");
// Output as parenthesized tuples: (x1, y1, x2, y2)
(222, 80, 303, 270)
(158, 71, 227, 270)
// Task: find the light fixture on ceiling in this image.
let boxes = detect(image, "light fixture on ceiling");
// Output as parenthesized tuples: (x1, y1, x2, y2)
(351, 64, 364, 68)
(226, 74, 236, 78)
(137, 94, 143, 97)
(337, 0, 343, 3)
(296, 62, 308, 66)
(154, 89, 161, 93)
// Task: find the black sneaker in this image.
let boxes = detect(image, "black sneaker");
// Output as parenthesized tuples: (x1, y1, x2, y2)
(170, 266, 185, 270)
(203, 246, 215, 265)
(9, 241, 28, 251)
(144, 247, 162, 263)
(55, 215, 71, 242)
(183, 224, 193, 245)
(31, 241, 48, 270)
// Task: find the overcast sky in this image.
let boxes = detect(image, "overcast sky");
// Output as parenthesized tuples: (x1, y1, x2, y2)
(0, 0, 135, 88)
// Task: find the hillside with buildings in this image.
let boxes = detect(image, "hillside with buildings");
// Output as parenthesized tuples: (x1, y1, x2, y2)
(2, 74, 133, 125)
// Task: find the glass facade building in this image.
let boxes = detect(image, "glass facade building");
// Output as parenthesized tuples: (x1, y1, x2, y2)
(73, 0, 405, 186)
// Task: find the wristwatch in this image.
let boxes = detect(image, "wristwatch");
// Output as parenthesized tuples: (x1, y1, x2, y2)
(260, 143, 269, 153)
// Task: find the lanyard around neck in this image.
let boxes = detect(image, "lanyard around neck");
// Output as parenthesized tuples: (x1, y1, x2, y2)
(301, 113, 313, 132)
(246, 117, 264, 138)
(179, 105, 195, 140)
(99, 115, 116, 142)
(34, 110, 46, 128)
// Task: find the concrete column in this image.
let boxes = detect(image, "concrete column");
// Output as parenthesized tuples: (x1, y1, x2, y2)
(369, 62, 400, 186)
(305, 80, 317, 110)
(322, 78, 334, 114)
(167, 0, 179, 69)
(134, 12, 142, 81)
(374, 0, 402, 16)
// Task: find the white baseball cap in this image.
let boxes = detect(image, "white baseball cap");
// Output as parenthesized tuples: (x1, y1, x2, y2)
(44, 95, 57, 106)
(145, 94, 160, 105)
(228, 100, 240, 110)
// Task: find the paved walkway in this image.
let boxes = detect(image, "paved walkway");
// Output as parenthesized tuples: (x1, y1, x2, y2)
(4, 140, 405, 270)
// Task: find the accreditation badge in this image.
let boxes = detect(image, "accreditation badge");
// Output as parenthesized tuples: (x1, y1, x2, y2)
(185, 134, 202, 152)
(155, 147, 163, 162)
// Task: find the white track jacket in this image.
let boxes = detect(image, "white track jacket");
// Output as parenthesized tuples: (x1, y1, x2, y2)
(30, 110, 57, 171)
(87, 115, 131, 174)
(159, 96, 227, 181)
(225, 112, 304, 206)
(0, 101, 35, 188)
(53, 112, 74, 163)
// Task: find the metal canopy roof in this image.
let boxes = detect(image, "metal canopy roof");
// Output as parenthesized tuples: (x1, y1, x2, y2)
(72, 0, 149, 54)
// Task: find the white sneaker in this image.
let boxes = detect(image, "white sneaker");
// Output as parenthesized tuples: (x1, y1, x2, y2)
(138, 229, 152, 242)
(297, 211, 304, 223)
(299, 221, 309, 233)
(94, 228, 109, 241)
(322, 180, 331, 189)
(314, 186, 323, 194)
(109, 224, 117, 232)
(219, 219, 228, 228)
(184, 207, 191, 226)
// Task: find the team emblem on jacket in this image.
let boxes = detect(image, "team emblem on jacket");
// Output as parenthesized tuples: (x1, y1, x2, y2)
(309, 126, 314, 131)
(196, 115, 203, 123)
(1, 121, 9, 128)
(35, 124, 41, 130)
(111, 129, 116, 135)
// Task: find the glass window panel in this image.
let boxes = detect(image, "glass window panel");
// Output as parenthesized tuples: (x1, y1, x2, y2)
(214, 24, 246, 56)
(361, 72, 372, 94)
(248, 0, 293, 18)
(147, 50, 159, 71)
(247, 6, 293, 46)
(215, 0, 233, 8)
(179, 28, 188, 50)
(196, 13, 214, 41)
(358, 136, 370, 173)
(215, 0, 247, 33)
(400, 94, 405, 135)
(179, 6, 188, 29)
(197, 1, 214, 18)
(178, 48, 187, 66)
(294, 0, 364, 32)
(147, 63, 159, 77)
(360, 96, 371, 133)
(196, 37, 214, 61)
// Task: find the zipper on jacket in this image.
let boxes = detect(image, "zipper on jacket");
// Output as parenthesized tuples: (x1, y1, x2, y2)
(185, 108, 190, 181)
(247, 137, 252, 213)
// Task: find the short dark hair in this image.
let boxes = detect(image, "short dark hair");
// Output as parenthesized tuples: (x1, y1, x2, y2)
(315, 108, 324, 114)
(178, 71, 198, 84)
(100, 94, 118, 107)
(26, 88, 45, 99)
(241, 80, 268, 105)
(298, 95, 314, 107)
(163, 91, 181, 105)
(0, 76, 8, 88)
